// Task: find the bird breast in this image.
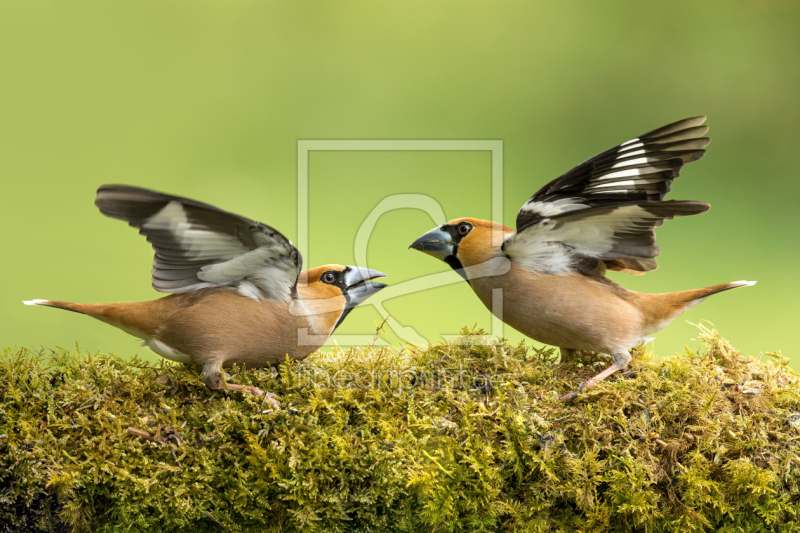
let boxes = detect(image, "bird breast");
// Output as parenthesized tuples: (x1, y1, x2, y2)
(467, 262, 647, 352)
(154, 290, 324, 367)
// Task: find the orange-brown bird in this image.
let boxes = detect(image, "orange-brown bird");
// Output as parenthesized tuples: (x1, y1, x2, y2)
(25, 185, 387, 402)
(410, 117, 754, 400)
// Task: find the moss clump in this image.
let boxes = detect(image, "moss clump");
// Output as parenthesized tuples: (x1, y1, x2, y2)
(1, 324, 799, 532)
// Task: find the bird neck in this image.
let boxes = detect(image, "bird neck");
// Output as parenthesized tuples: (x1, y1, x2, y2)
(291, 286, 347, 337)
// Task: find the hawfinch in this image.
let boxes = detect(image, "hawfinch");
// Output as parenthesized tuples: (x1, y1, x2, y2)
(410, 117, 754, 400)
(25, 185, 387, 400)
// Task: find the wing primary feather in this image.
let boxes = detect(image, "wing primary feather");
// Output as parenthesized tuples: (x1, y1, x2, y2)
(95, 185, 302, 301)
(516, 117, 710, 232)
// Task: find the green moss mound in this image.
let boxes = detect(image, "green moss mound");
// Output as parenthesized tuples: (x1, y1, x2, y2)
(1, 324, 799, 532)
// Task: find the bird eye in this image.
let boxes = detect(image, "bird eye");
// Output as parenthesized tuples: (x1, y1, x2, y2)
(458, 222, 472, 236)
(322, 271, 336, 284)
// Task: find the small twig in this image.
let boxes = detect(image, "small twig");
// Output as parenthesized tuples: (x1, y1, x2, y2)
(127, 427, 156, 442)
(170, 447, 183, 470)
(205, 511, 229, 531)
(370, 315, 391, 347)
(127, 427, 151, 438)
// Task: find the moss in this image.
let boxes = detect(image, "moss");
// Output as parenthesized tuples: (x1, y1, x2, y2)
(1, 323, 799, 532)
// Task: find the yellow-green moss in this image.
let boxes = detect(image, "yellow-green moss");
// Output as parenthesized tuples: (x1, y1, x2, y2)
(1, 324, 799, 532)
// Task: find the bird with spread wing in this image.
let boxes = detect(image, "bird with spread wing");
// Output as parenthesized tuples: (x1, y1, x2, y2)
(410, 117, 755, 400)
(25, 186, 387, 404)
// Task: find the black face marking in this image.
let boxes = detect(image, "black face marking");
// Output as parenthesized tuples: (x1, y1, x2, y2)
(320, 269, 349, 291)
(441, 223, 466, 246)
(333, 306, 354, 331)
(322, 268, 351, 331)
(324, 266, 362, 304)
(331, 266, 365, 330)
(440, 222, 472, 284)
(444, 255, 470, 283)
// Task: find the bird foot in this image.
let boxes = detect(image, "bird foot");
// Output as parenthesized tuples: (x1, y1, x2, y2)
(561, 390, 580, 401)
(560, 378, 598, 401)
(259, 391, 281, 409)
(221, 383, 280, 407)
(561, 380, 587, 401)
(243, 385, 264, 396)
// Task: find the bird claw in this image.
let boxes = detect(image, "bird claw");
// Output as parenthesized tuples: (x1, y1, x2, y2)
(241, 385, 281, 408)
(561, 390, 579, 401)
(264, 393, 281, 409)
(256, 390, 281, 409)
(218, 383, 280, 407)
(561, 380, 588, 401)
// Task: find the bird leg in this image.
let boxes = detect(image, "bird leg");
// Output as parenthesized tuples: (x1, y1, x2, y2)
(201, 364, 280, 407)
(560, 347, 577, 365)
(561, 348, 632, 401)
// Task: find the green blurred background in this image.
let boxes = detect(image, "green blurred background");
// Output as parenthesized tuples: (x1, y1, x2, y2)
(1, 1, 798, 370)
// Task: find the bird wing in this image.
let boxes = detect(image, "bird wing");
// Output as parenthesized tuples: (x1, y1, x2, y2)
(503, 200, 709, 275)
(515, 116, 710, 233)
(507, 117, 711, 275)
(95, 185, 302, 301)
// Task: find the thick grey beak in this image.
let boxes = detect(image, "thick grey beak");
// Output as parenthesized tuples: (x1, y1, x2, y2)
(343, 266, 387, 307)
(409, 227, 454, 261)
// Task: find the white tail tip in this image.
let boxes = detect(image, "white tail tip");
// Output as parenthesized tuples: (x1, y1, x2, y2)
(23, 299, 49, 306)
(732, 280, 757, 287)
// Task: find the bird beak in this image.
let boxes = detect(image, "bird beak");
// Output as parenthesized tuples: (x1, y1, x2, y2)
(342, 266, 387, 307)
(408, 227, 454, 261)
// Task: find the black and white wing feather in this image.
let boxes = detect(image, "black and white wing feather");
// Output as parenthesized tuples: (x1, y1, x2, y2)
(516, 116, 710, 233)
(95, 185, 302, 301)
(505, 117, 711, 276)
(503, 201, 709, 275)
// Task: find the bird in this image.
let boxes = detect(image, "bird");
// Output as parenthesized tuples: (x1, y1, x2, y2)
(24, 185, 387, 402)
(409, 116, 755, 400)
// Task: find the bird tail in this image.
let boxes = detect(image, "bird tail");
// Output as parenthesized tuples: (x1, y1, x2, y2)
(680, 280, 757, 306)
(639, 280, 756, 339)
(23, 299, 90, 314)
(23, 298, 161, 340)
(657, 280, 757, 318)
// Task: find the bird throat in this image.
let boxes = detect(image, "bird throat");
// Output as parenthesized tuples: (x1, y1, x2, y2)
(444, 255, 470, 284)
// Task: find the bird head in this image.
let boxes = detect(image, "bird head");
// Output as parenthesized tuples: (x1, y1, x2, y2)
(409, 218, 512, 280)
(294, 265, 387, 332)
